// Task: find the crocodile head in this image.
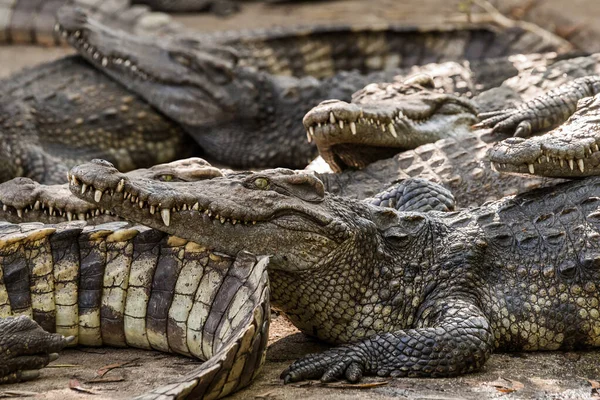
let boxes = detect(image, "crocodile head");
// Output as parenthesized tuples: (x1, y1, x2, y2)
(68, 160, 436, 273)
(303, 75, 478, 172)
(55, 8, 317, 168)
(488, 95, 600, 178)
(0, 158, 221, 224)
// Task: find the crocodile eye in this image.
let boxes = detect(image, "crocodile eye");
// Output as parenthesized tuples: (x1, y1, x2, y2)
(254, 178, 269, 190)
(160, 175, 174, 182)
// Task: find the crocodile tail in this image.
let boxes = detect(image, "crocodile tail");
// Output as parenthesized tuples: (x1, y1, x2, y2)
(0, 0, 182, 46)
(0, 221, 270, 399)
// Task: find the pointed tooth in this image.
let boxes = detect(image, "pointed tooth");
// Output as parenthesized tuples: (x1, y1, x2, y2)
(2, 205, 6, 211)
(49, 206, 54, 215)
(306, 130, 312, 143)
(116, 179, 125, 193)
(578, 158, 585, 173)
(94, 189, 103, 202)
(388, 124, 397, 138)
(150, 205, 155, 214)
(220, 217, 226, 224)
(595, 143, 600, 152)
(139, 200, 144, 209)
(161, 208, 171, 226)
(232, 219, 237, 225)
(339, 120, 344, 129)
(528, 163, 535, 174)
(309, 126, 315, 136)
(546, 155, 550, 162)
(568, 159, 574, 171)
(192, 202, 199, 210)
(350, 122, 357, 135)
(16, 209, 22, 218)
(78, 213, 86, 221)
(66, 211, 73, 221)
(81, 183, 88, 194)
(34, 201, 40, 210)
(329, 112, 336, 124)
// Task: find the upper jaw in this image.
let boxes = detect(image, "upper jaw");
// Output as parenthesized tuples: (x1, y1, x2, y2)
(67, 160, 335, 232)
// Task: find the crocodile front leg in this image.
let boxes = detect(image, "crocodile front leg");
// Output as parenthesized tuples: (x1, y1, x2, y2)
(281, 299, 493, 383)
(0, 316, 73, 384)
(475, 75, 600, 137)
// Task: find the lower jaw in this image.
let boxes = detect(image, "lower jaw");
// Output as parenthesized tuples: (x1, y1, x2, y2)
(328, 145, 403, 170)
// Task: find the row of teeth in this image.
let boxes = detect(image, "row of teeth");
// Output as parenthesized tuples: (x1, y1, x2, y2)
(1, 201, 114, 221)
(55, 24, 151, 80)
(305, 110, 421, 143)
(491, 156, 587, 174)
(68, 175, 259, 228)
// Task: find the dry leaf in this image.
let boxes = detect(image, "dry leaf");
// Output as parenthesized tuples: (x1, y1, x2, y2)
(97, 358, 140, 377)
(47, 364, 79, 368)
(487, 377, 524, 393)
(321, 381, 389, 389)
(86, 377, 126, 384)
(69, 378, 97, 395)
(0, 391, 38, 398)
(588, 379, 600, 389)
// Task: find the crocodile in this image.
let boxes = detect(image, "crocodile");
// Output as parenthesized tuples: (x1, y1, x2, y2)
(47, 159, 600, 389)
(0, 7, 571, 183)
(0, 220, 270, 399)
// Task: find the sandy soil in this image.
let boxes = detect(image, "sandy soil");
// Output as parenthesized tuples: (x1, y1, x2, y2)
(1, 0, 600, 399)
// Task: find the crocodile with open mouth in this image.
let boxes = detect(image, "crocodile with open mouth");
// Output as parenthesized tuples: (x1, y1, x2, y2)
(0, 7, 571, 183)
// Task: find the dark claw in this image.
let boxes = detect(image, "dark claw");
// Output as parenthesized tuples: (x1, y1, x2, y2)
(0, 316, 72, 383)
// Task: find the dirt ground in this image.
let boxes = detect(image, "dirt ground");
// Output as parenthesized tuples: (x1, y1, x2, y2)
(1, 0, 600, 399)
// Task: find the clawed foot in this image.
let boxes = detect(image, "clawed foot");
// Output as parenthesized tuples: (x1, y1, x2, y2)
(281, 346, 368, 384)
(474, 108, 533, 137)
(0, 316, 74, 384)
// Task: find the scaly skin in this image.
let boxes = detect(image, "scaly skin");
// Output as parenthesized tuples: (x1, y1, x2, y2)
(67, 160, 600, 384)
(316, 129, 559, 208)
(0, 221, 270, 398)
(475, 75, 600, 137)
(0, 55, 198, 184)
(0, 158, 222, 224)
